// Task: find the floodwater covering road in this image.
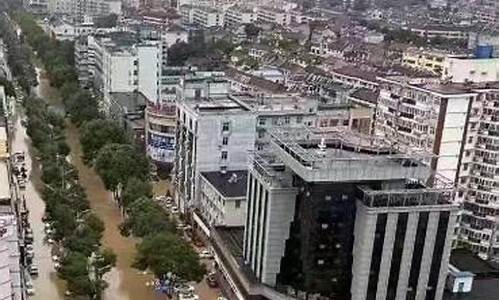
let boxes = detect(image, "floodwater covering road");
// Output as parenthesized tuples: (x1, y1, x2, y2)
(24, 66, 221, 300)
(10, 89, 65, 300)
(29, 67, 162, 300)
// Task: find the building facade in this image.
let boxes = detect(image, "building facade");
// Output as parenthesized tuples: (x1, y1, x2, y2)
(243, 127, 458, 300)
(173, 76, 256, 213)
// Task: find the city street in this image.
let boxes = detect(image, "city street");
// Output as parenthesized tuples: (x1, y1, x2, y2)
(10, 104, 65, 299)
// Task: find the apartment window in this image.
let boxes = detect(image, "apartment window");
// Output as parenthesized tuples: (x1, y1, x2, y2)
(284, 116, 290, 124)
(463, 163, 469, 170)
(296, 116, 303, 123)
(194, 89, 201, 99)
(222, 137, 228, 145)
(259, 117, 266, 125)
(468, 136, 473, 144)
(222, 122, 230, 132)
(221, 151, 228, 160)
(235, 200, 241, 209)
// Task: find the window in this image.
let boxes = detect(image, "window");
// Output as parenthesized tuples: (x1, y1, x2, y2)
(343, 119, 349, 126)
(259, 118, 266, 125)
(221, 151, 228, 160)
(235, 200, 241, 208)
(258, 131, 265, 138)
(296, 116, 303, 123)
(222, 137, 228, 145)
(222, 122, 230, 132)
(284, 116, 290, 124)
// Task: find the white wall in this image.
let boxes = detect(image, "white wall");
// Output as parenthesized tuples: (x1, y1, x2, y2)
(137, 43, 160, 103)
(436, 96, 470, 181)
(443, 57, 499, 83)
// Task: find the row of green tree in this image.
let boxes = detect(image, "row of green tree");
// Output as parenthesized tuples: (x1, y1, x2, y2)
(23, 96, 116, 299)
(0, 14, 37, 93)
(80, 118, 206, 282)
(14, 12, 101, 125)
(17, 11, 206, 285)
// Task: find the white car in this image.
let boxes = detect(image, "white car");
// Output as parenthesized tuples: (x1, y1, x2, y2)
(178, 293, 199, 300)
(26, 281, 35, 295)
(29, 264, 39, 276)
(199, 250, 214, 259)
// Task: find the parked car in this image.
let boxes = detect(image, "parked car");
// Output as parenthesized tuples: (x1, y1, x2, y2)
(199, 249, 214, 259)
(25, 244, 34, 256)
(29, 264, 39, 276)
(178, 292, 199, 300)
(26, 279, 35, 295)
(25, 228, 34, 242)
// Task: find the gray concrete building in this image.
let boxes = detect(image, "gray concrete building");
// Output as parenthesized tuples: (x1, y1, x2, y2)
(214, 126, 459, 300)
(173, 82, 256, 214)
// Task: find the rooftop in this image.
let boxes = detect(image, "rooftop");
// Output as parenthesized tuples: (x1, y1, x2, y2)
(349, 88, 379, 105)
(449, 248, 498, 277)
(225, 67, 288, 94)
(201, 171, 248, 198)
(263, 127, 434, 183)
(443, 278, 499, 300)
(234, 94, 316, 115)
(183, 96, 250, 114)
(109, 92, 147, 113)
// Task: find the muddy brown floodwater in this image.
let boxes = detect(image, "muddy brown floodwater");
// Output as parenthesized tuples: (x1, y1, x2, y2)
(33, 67, 163, 300)
(32, 66, 222, 300)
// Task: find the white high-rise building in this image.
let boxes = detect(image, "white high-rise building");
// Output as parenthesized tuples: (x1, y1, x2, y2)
(375, 75, 499, 260)
(173, 74, 256, 213)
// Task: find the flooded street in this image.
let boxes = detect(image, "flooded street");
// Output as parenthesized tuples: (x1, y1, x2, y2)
(65, 123, 161, 300)
(31, 67, 162, 300)
(23, 67, 221, 300)
(11, 96, 66, 300)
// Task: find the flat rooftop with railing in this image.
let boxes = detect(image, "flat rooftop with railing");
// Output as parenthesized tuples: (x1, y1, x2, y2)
(266, 127, 435, 182)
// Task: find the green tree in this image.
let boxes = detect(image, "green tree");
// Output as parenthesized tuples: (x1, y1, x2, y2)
(133, 233, 206, 281)
(244, 24, 261, 40)
(58, 251, 96, 298)
(121, 177, 152, 208)
(121, 196, 175, 237)
(0, 77, 16, 97)
(80, 119, 128, 163)
(95, 144, 149, 191)
(65, 90, 100, 125)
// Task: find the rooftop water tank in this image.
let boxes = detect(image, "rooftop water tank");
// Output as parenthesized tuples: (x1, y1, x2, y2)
(474, 45, 494, 59)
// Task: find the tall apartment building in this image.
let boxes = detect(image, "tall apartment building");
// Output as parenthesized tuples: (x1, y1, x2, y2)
(72, 0, 122, 22)
(224, 5, 256, 29)
(455, 87, 499, 260)
(192, 6, 224, 28)
(173, 75, 256, 213)
(375, 77, 472, 182)
(375, 77, 499, 259)
(24, 0, 49, 13)
(256, 6, 290, 26)
(236, 127, 458, 300)
(86, 33, 161, 112)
